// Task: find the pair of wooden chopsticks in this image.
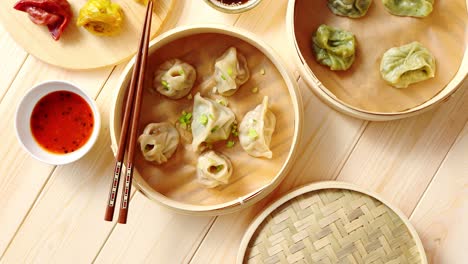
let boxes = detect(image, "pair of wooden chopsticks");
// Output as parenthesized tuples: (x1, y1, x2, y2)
(104, 0, 153, 224)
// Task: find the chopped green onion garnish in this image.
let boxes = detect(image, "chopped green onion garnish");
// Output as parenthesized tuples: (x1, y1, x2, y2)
(161, 80, 170, 90)
(179, 69, 185, 75)
(231, 122, 239, 137)
(226, 141, 235, 148)
(179, 111, 192, 130)
(227, 68, 233, 76)
(221, 74, 227, 81)
(248, 128, 258, 139)
(216, 165, 224, 172)
(209, 114, 215, 120)
(211, 126, 219, 133)
(199, 114, 208, 126)
(217, 99, 227, 106)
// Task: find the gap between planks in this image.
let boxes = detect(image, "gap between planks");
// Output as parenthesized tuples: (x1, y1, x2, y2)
(0, 54, 29, 105)
(406, 87, 468, 219)
(185, 217, 218, 264)
(332, 121, 369, 181)
(90, 191, 139, 263)
(408, 117, 468, 220)
(0, 166, 56, 261)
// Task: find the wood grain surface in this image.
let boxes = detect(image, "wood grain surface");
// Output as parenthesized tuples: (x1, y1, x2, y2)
(0, 0, 467, 263)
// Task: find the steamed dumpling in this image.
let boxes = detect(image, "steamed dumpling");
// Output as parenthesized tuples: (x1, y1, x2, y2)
(382, 0, 433, 17)
(214, 47, 250, 96)
(197, 151, 233, 188)
(191, 93, 236, 152)
(327, 0, 373, 18)
(138, 122, 179, 164)
(77, 0, 124, 36)
(380, 42, 436, 88)
(239, 96, 276, 159)
(153, 59, 196, 99)
(312, 24, 356, 71)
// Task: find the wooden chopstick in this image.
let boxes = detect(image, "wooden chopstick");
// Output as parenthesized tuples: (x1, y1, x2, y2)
(104, 0, 153, 223)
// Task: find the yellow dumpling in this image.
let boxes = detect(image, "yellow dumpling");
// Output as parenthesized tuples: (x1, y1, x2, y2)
(77, 0, 124, 36)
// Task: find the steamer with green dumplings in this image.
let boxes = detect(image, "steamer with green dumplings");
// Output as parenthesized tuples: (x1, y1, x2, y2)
(287, 0, 468, 120)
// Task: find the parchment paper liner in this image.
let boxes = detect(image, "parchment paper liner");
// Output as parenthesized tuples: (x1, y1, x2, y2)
(113, 31, 298, 209)
(293, 0, 468, 113)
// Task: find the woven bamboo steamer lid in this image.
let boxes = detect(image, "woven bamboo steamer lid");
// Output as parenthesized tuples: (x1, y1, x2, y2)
(286, 0, 468, 121)
(238, 181, 427, 263)
(109, 24, 303, 215)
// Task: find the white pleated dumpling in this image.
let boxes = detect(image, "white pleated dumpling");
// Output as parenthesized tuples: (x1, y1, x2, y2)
(191, 93, 236, 152)
(239, 96, 276, 159)
(214, 47, 250, 96)
(138, 122, 180, 164)
(197, 151, 233, 188)
(153, 59, 196, 99)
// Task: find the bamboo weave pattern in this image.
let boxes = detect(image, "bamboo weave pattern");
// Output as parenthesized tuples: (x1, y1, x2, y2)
(244, 189, 421, 264)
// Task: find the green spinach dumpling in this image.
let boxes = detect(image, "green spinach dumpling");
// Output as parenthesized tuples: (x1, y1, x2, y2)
(382, 0, 433, 17)
(380, 42, 436, 88)
(312, 24, 356, 71)
(327, 0, 373, 18)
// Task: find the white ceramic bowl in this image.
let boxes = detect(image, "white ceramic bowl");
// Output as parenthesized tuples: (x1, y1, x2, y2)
(15, 81, 101, 165)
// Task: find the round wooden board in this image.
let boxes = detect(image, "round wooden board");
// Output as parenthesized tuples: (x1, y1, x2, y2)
(238, 181, 428, 264)
(0, 0, 174, 69)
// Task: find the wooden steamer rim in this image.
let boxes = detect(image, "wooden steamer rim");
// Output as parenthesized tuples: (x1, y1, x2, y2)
(109, 24, 303, 215)
(237, 181, 428, 264)
(286, 0, 468, 121)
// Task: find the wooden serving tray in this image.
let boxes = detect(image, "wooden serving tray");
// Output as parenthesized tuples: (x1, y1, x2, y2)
(0, 0, 173, 69)
(238, 182, 427, 264)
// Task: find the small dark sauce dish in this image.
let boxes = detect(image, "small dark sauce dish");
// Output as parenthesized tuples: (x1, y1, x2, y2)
(203, 0, 262, 13)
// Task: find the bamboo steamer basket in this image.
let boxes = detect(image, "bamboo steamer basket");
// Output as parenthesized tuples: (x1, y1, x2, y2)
(238, 181, 427, 263)
(110, 25, 302, 215)
(286, 0, 468, 121)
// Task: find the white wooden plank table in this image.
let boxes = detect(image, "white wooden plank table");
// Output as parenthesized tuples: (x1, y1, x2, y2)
(0, 1, 466, 263)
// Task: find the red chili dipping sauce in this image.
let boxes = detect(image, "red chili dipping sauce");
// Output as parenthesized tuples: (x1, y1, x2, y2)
(216, 0, 249, 5)
(30, 91, 94, 154)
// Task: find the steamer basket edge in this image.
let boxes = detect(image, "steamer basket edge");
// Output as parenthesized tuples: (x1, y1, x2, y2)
(109, 24, 303, 215)
(236, 181, 428, 264)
